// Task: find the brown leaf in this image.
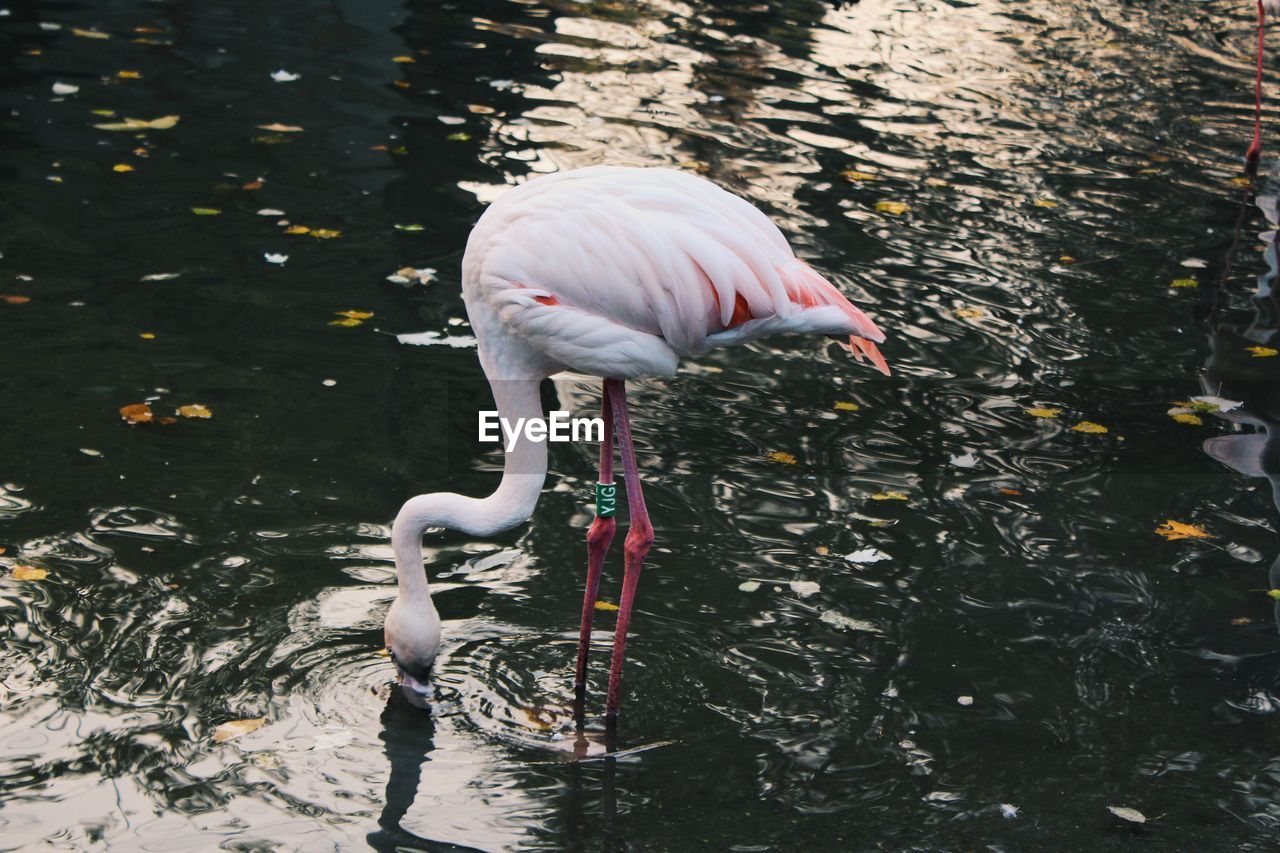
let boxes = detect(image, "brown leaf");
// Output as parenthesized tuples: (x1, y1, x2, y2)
(119, 403, 154, 424)
(256, 123, 303, 133)
(212, 717, 266, 743)
(178, 404, 212, 419)
(1, 295, 31, 304)
(10, 565, 48, 581)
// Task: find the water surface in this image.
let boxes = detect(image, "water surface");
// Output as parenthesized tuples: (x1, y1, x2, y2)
(3, 0, 1280, 848)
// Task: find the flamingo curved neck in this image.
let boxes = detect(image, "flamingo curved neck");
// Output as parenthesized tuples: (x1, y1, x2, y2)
(391, 376, 548, 599)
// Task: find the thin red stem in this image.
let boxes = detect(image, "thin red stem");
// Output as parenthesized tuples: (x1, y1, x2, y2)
(1248, 0, 1267, 174)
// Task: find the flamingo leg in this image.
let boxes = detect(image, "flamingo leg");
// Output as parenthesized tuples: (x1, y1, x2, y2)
(1248, 0, 1267, 174)
(575, 381, 616, 695)
(603, 378, 654, 726)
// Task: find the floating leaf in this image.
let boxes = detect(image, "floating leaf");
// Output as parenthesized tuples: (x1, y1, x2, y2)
(1155, 519, 1212, 541)
(80, 448, 102, 457)
(1, 295, 30, 304)
(1071, 421, 1108, 434)
(392, 55, 416, 63)
(10, 565, 49, 581)
(1058, 255, 1077, 264)
(178, 404, 212, 419)
(790, 579, 821, 597)
(954, 307, 985, 318)
(845, 548, 890, 564)
(257, 123, 303, 132)
(1268, 589, 1280, 601)
(117, 70, 142, 79)
(1232, 176, 1252, 188)
(594, 600, 619, 611)
(1025, 407, 1062, 419)
(1033, 198, 1058, 208)
(52, 81, 79, 95)
(1248, 346, 1279, 358)
(1170, 278, 1198, 288)
(766, 451, 797, 465)
(1106, 806, 1148, 824)
(875, 200, 908, 215)
(738, 580, 761, 592)
(270, 70, 300, 82)
(446, 132, 471, 141)
(329, 310, 374, 328)
(90, 108, 115, 117)
(140, 272, 179, 281)
(212, 717, 266, 743)
(257, 208, 285, 216)
(386, 266, 436, 285)
(112, 163, 134, 173)
(870, 491, 908, 501)
(119, 403, 154, 424)
(834, 401, 860, 411)
(191, 207, 221, 216)
(71, 27, 110, 39)
(842, 170, 878, 182)
(1168, 410, 1203, 426)
(310, 228, 341, 239)
(241, 180, 262, 191)
(92, 114, 179, 131)
(393, 223, 425, 232)
(264, 253, 288, 265)
(139, 332, 155, 340)
(998, 487, 1023, 495)
(284, 225, 310, 235)
(818, 610, 878, 632)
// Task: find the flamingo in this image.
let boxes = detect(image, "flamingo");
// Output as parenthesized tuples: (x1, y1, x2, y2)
(384, 165, 889, 726)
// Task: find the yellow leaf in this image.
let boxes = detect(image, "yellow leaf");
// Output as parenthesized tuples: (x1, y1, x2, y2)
(91, 108, 116, 117)
(310, 228, 342, 239)
(11, 565, 49, 581)
(392, 55, 416, 63)
(191, 207, 221, 216)
(257, 123, 304, 132)
(1170, 412, 1203, 426)
(870, 491, 908, 501)
(875, 200, 908, 215)
(842, 170, 878, 182)
(334, 310, 373, 320)
(766, 451, 797, 465)
(178, 404, 212, 419)
(1071, 421, 1108, 434)
(954, 307, 985, 318)
(284, 225, 311, 235)
(1033, 198, 1058, 208)
(329, 317, 363, 327)
(93, 115, 179, 131)
(1248, 346, 1279, 358)
(212, 717, 265, 743)
(1268, 590, 1280, 601)
(1058, 255, 1077, 264)
(834, 401, 860, 411)
(1025, 407, 1062, 419)
(376, 648, 390, 657)
(594, 601, 619, 611)
(393, 80, 411, 89)
(1154, 520, 1212, 541)
(112, 163, 134, 173)
(1170, 278, 1198, 288)
(1232, 176, 1252, 188)
(119, 403, 154, 424)
(139, 332, 155, 340)
(71, 27, 110, 39)
(117, 70, 142, 79)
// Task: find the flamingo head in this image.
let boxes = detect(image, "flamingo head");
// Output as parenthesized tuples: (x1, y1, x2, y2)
(384, 594, 442, 706)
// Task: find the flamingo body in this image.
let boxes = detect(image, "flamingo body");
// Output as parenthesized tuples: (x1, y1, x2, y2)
(461, 166, 887, 380)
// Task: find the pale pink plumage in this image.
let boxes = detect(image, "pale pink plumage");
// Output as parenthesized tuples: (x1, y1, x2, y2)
(388, 165, 888, 723)
(462, 165, 888, 379)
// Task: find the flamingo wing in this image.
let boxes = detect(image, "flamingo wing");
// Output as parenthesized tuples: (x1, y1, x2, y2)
(462, 166, 888, 378)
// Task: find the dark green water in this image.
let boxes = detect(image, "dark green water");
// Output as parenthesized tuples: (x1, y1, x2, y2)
(5, 0, 1280, 848)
